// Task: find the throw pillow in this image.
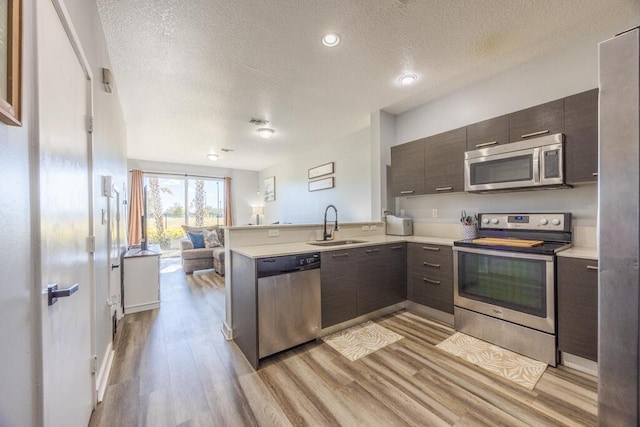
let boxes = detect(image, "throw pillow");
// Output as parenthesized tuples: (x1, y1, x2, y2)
(203, 229, 222, 248)
(187, 231, 205, 249)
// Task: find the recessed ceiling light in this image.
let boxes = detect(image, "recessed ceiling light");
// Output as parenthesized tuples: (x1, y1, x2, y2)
(398, 73, 417, 86)
(207, 153, 219, 161)
(322, 33, 340, 47)
(257, 128, 275, 139)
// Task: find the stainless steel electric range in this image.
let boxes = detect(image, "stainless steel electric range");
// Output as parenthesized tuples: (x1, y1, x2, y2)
(452, 213, 572, 366)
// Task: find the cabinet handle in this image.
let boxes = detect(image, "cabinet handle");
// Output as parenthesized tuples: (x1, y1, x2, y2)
(423, 278, 441, 285)
(422, 246, 440, 251)
(389, 246, 403, 250)
(423, 262, 441, 268)
(592, 172, 599, 177)
(400, 190, 415, 195)
(435, 187, 453, 192)
(475, 141, 498, 148)
(587, 265, 598, 271)
(332, 253, 349, 258)
(521, 129, 549, 139)
(366, 248, 380, 254)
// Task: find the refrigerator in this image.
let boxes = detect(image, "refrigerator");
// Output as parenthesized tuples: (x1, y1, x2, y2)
(598, 27, 640, 425)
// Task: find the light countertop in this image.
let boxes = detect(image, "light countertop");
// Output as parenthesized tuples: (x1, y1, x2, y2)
(231, 235, 456, 258)
(558, 247, 598, 260)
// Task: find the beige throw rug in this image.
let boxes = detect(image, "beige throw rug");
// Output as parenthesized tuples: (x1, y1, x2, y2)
(436, 332, 547, 390)
(322, 321, 404, 361)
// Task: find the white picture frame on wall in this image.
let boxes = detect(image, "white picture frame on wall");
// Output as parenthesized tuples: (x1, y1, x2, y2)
(308, 162, 334, 179)
(308, 177, 334, 192)
(264, 176, 276, 202)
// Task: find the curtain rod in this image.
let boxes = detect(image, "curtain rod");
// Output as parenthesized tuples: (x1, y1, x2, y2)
(128, 170, 226, 180)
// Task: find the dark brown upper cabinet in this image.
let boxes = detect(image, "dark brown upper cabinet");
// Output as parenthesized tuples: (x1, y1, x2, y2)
(424, 127, 466, 194)
(564, 88, 599, 183)
(466, 115, 510, 151)
(390, 138, 426, 197)
(509, 99, 564, 142)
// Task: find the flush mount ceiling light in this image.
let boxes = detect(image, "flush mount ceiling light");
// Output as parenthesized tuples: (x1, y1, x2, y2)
(321, 33, 340, 47)
(257, 128, 275, 139)
(398, 73, 418, 86)
(207, 153, 219, 161)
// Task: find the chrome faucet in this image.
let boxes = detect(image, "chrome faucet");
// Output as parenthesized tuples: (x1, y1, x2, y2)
(323, 204, 338, 240)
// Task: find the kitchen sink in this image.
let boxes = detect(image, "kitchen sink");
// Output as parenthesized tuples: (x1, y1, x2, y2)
(307, 239, 367, 247)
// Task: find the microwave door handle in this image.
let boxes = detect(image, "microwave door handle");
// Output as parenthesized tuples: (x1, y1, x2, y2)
(533, 148, 541, 184)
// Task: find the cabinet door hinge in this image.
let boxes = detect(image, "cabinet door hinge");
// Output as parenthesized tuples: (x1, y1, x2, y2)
(86, 236, 96, 253)
(87, 116, 94, 134)
(91, 355, 97, 375)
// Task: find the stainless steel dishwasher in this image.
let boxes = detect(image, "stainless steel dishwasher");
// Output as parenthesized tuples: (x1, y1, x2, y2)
(257, 252, 321, 358)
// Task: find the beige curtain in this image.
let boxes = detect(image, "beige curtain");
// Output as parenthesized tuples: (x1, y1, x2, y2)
(127, 170, 144, 246)
(224, 176, 233, 226)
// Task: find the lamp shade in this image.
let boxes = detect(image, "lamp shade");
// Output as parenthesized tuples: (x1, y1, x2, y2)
(252, 206, 264, 216)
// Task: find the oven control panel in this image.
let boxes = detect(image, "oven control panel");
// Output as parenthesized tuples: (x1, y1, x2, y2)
(478, 213, 571, 231)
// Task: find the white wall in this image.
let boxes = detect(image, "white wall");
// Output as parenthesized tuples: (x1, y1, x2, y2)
(257, 127, 372, 225)
(64, 0, 129, 387)
(0, 1, 37, 425)
(127, 159, 259, 226)
(389, 32, 609, 235)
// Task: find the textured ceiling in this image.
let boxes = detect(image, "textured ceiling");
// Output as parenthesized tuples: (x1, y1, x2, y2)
(96, 0, 639, 171)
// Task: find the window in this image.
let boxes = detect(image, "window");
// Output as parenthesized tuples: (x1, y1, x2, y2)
(144, 174, 225, 257)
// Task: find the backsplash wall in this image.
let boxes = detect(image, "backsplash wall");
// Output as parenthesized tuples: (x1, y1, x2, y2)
(397, 184, 597, 243)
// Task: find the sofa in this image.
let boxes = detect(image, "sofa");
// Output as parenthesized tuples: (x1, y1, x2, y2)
(179, 225, 225, 276)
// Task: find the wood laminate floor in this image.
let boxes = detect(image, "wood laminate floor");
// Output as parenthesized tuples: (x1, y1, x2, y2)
(89, 258, 598, 426)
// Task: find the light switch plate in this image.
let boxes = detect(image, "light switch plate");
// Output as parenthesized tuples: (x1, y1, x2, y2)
(268, 229, 279, 237)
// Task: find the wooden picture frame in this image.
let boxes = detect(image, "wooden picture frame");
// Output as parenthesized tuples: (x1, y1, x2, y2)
(264, 176, 275, 202)
(308, 177, 334, 192)
(308, 162, 334, 179)
(0, 0, 22, 126)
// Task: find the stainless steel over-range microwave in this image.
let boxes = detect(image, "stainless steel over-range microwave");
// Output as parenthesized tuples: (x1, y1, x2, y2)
(464, 133, 566, 193)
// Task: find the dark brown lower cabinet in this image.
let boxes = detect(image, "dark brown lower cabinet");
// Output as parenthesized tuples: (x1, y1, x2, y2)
(321, 243, 407, 327)
(407, 243, 454, 314)
(357, 244, 406, 316)
(321, 250, 359, 328)
(557, 257, 599, 362)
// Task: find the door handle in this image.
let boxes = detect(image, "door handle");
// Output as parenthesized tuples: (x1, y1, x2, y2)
(48, 283, 79, 306)
(111, 263, 120, 270)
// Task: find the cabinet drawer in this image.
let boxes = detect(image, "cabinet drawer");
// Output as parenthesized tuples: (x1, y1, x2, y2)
(407, 273, 454, 314)
(466, 115, 510, 151)
(509, 99, 564, 142)
(557, 257, 598, 361)
(408, 243, 453, 265)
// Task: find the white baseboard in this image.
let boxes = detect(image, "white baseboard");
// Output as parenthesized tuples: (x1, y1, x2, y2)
(222, 321, 233, 340)
(96, 344, 115, 402)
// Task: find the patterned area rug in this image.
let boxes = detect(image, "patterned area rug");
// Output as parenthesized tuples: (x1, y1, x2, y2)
(436, 332, 547, 390)
(322, 321, 404, 361)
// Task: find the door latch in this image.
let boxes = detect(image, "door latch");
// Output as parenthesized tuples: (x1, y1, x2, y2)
(48, 283, 79, 306)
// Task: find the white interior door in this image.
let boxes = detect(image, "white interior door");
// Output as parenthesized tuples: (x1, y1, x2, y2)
(38, 1, 95, 426)
(109, 186, 122, 319)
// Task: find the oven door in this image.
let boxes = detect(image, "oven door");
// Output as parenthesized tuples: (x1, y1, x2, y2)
(453, 246, 555, 334)
(464, 148, 539, 192)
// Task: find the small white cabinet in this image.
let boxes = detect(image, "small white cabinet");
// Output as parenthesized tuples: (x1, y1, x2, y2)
(123, 246, 161, 314)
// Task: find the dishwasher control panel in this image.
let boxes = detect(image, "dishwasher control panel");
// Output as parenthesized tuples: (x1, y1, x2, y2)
(257, 252, 321, 278)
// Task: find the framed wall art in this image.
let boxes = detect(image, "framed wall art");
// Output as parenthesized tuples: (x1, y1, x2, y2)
(264, 176, 275, 202)
(0, 0, 22, 126)
(308, 177, 334, 192)
(308, 162, 334, 179)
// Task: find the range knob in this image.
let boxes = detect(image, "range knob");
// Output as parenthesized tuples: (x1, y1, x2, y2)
(482, 218, 489, 224)
(539, 218, 548, 226)
(551, 218, 561, 226)
(491, 218, 499, 225)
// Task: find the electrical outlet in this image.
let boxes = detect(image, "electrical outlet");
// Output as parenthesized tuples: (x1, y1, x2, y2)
(370, 225, 377, 231)
(362, 225, 370, 231)
(268, 229, 279, 237)
(432, 208, 438, 218)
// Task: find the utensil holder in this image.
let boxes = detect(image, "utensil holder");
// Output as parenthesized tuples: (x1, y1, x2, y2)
(462, 224, 478, 240)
